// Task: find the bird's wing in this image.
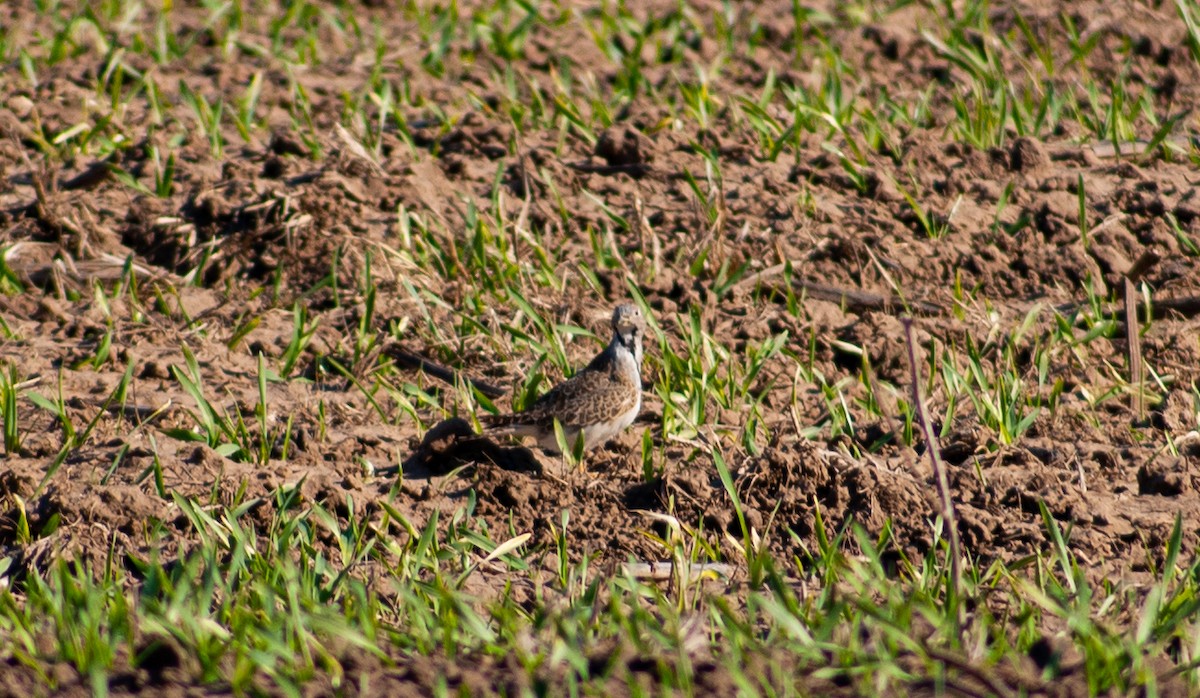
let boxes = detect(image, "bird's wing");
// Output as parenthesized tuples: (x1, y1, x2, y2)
(484, 362, 637, 431)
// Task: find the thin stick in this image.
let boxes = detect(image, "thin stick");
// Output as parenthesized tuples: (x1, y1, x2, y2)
(901, 317, 963, 634)
(622, 561, 733, 583)
(732, 259, 1200, 321)
(1055, 293, 1200, 322)
(1124, 277, 1144, 422)
(922, 647, 1019, 698)
(733, 262, 943, 315)
(1124, 250, 1161, 284)
(385, 343, 505, 398)
(1144, 295, 1200, 317)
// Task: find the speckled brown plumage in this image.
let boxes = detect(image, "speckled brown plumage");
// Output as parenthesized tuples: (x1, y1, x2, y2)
(482, 304, 646, 452)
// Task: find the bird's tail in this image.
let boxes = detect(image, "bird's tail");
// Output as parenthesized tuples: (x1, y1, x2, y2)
(478, 412, 522, 434)
(479, 413, 550, 441)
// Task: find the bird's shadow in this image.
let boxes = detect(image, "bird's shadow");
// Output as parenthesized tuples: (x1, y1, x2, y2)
(397, 417, 543, 480)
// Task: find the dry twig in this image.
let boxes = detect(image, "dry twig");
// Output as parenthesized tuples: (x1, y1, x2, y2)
(901, 318, 964, 636)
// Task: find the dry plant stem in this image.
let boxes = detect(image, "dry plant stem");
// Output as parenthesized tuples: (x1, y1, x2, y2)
(622, 562, 733, 582)
(1124, 277, 1144, 422)
(734, 256, 1200, 323)
(732, 262, 943, 315)
(921, 646, 1024, 698)
(735, 259, 1200, 323)
(797, 277, 944, 315)
(385, 343, 505, 398)
(1124, 250, 1161, 285)
(1142, 295, 1200, 318)
(901, 318, 963, 631)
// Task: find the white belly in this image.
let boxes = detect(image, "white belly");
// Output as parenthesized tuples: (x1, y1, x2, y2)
(537, 353, 642, 453)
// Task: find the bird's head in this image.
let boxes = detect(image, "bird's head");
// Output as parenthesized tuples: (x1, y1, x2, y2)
(611, 303, 646, 362)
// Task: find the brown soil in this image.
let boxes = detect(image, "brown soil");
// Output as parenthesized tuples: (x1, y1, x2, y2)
(3, 0, 1200, 694)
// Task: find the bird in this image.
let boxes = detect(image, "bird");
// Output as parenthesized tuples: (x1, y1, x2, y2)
(481, 303, 646, 453)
